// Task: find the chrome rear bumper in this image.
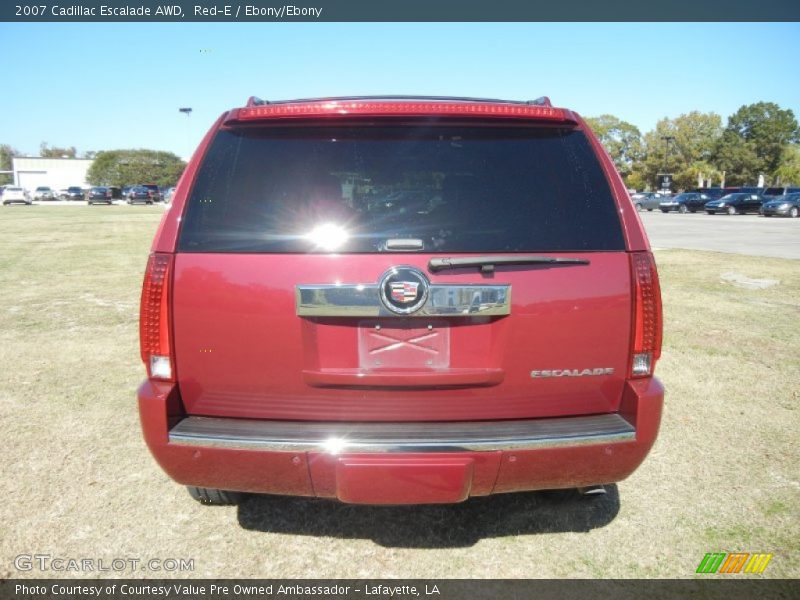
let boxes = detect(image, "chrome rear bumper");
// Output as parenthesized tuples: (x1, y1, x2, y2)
(169, 413, 635, 453)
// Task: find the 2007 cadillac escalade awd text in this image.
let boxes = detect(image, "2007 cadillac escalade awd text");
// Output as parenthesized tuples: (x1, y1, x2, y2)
(138, 96, 664, 506)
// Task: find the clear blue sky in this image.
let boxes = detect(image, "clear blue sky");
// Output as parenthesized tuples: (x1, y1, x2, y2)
(2, 22, 799, 159)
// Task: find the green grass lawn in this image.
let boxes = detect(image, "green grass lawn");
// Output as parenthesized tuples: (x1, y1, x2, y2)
(0, 206, 797, 579)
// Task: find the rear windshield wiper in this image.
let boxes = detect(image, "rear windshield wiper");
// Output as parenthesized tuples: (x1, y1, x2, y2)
(428, 255, 590, 273)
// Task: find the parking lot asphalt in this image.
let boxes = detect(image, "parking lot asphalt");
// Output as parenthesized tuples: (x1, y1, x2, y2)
(639, 211, 800, 260)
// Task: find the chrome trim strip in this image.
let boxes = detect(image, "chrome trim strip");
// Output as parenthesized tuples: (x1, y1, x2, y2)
(296, 283, 511, 317)
(169, 414, 635, 453)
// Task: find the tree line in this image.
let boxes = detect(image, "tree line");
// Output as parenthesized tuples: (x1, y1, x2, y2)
(0, 145, 185, 188)
(586, 101, 799, 191)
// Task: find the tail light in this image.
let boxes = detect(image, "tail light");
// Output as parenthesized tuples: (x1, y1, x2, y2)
(629, 252, 662, 378)
(140, 253, 174, 381)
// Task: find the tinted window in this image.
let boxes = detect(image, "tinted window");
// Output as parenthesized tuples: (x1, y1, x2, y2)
(179, 125, 624, 253)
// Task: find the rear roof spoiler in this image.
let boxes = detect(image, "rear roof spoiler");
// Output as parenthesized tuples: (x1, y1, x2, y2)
(227, 96, 576, 123)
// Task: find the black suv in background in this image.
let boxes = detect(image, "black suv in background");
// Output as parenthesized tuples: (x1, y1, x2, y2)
(763, 186, 800, 198)
(127, 185, 156, 204)
(87, 187, 113, 205)
(659, 192, 712, 213)
(139, 184, 162, 202)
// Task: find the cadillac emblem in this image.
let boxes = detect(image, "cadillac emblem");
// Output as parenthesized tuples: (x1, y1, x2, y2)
(379, 266, 429, 315)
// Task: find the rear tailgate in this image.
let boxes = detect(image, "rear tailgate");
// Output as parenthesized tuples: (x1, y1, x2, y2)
(173, 252, 630, 421)
(171, 118, 632, 422)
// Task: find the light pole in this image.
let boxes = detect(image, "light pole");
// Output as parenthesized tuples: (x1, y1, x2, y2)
(179, 107, 193, 159)
(660, 135, 675, 191)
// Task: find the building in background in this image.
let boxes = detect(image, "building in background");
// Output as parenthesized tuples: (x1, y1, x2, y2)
(12, 157, 94, 191)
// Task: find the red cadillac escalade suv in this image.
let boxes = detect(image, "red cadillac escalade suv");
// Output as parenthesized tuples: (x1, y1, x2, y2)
(138, 96, 663, 506)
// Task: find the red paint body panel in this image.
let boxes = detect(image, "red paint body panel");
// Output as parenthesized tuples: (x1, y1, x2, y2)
(493, 378, 663, 492)
(137, 377, 662, 502)
(138, 380, 315, 497)
(172, 252, 631, 421)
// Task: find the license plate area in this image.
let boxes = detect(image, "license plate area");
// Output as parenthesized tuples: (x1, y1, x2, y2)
(358, 319, 450, 369)
(335, 456, 474, 504)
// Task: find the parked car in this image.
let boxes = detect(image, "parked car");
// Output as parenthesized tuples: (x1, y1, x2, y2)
(659, 192, 712, 213)
(32, 186, 57, 201)
(87, 186, 113, 205)
(138, 183, 162, 202)
(65, 186, 85, 200)
(127, 185, 156, 204)
(137, 95, 664, 507)
(705, 193, 766, 215)
(630, 191, 666, 211)
(121, 186, 133, 198)
(163, 187, 176, 203)
(1, 186, 32, 205)
(760, 193, 800, 218)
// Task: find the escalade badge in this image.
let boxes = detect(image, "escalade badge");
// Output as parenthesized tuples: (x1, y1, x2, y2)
(531, 368, 615, 378)
(379, 266, 429, 315)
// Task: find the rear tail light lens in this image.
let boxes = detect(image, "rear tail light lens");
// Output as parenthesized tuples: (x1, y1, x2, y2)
(140, 253, 174, 381)
(630, 252, 662, 378)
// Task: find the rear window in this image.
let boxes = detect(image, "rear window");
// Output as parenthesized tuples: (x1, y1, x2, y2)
(179, 124, 624, 253)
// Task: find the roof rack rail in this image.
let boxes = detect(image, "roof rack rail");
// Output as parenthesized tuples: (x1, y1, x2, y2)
(260, 95, 536, 106)
(527, 97, 552, 107)
(246, 96, 268, 107)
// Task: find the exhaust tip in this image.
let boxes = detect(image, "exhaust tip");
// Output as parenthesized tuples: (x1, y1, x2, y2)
(577, 485, 606, 496)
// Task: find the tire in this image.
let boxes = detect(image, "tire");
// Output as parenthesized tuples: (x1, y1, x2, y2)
(635, 203, 643, 211)
(706, 211, 714, 215)
(790, 207, 799, 218)
(187, 486, 242, 506)
(678, 204, 689, 214)
(726, 206, 737, 215)
(660, 209, 669, 213)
